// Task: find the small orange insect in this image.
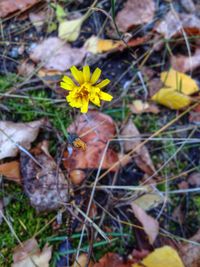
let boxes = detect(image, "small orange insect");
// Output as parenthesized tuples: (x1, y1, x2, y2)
(68, 133, 86, 151)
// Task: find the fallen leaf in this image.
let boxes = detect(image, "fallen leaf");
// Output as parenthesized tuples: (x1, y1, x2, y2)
(189, 104, 200, 123)
(0, 119, 44, 160)
(0, 199, 3, 224)
(0, 161, 21, 183)
(188, 172, 200, 186)
(84, 36, 123, 54)
(161, 68, 199, 95)
(0, 0, 40, 18)
(29, 11, 46, 32)
(180, 0, 195, 13)
(133, 192, 164, 211)
(151, 68, 199, 110)
(12, 238, 52, 267)
(171, 48, 200, 73)
(17, 61, 35, 77)
(71, 253, 93, 267)
(30, 37, 86, 71)
(152, 89, 192, 110)
(180, 229, 200, 267)
(93, 252, 132, 267)
(59, 17, 83, 42)
(63, 111, 119, 184)
(131, 203, 159, 244)
(129, 100, 160, 114)
(121, 119, 156, 176)
(20, 141, 69, 211)
(155, 11, 200, 39)
(132, 246, 185, 267)
(116, 0, 155, 32)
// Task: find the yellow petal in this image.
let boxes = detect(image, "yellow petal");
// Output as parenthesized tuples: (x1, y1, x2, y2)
(96, 79, 110, 88)
(90, 95, 100, 106)
(60, 81, 74, 90)
(161, 68, 199, 95)
(80, 98, 89, 113)
(151, 88, 191, 110)
(70, 66, 84, 84)
(83, 65, 91, 82)
(99, 91, 113, 101)
(90, 68, 101, 84)
(132, 246, 184, 267)
(62, 76, 75, 86)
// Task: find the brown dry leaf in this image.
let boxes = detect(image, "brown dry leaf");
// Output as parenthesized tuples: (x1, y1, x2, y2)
(189, 104, 200, 123)
(116, 0, 155, 32)
(63, 111, 119, 184)
(29, 10, 46, 32)
(93, 252, 132, 267)
(0, 0, 40, 18)
(30, 37, 86, 71)
(0, 119, 44, 160)
(0, 161, 21, 183)
(188, 172, 200, 186)
(71, 253, 93, 267)
(131, 203, 159, 244)
(121, 119, 156, 176)
(171, 48, 200, 73)
(12, 238, 52, 267)
(180, 229, 200, 267)
(155, 10, 200, 39)
(17, 61, 35, 77)
(20, 141, 69, 211)
(129, 100, 160, 114)
(133, 246, 184, 267)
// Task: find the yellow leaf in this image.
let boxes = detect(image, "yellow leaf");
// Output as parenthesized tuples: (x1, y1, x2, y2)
(132, 246, 185, 267)
(84, 35, 122, 54)
(151, 87, 191, 110)
(151, 68, 199, 110)
(161, 68, 199, 95)
(58, 17, 83, 42)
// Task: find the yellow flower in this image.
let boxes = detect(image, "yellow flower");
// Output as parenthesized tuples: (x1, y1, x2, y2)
(60, 65, 113, 113)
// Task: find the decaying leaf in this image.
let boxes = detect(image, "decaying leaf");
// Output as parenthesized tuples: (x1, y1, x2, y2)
(93, 252, 132, 267)
(30, 37, 85, 71)
(116, 0, 155, 32)
(0, 119, 44, 160)
(129, 100, 160, 114)
(84, 36, 123, 54)
(133, 246, 185, 267)
(17, 61, 35, 77)
(155, 10, 200, 39)
(0, 161, 21, 183)
(131, 203, 159, 244)
(58, 17, 83, 42)
(151, 68, 199, 110)
(12, 238, 52, 267)
(0, 0, 40, 18)
(180, 229, 200, 267)
(63, 111, 119, 184)
(171, 48, 200, 73)
(20, 141, 69, 211)
(29, 11, 46, 32)
(189, 104, 200, 123)
(120, 119, 156, 176)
